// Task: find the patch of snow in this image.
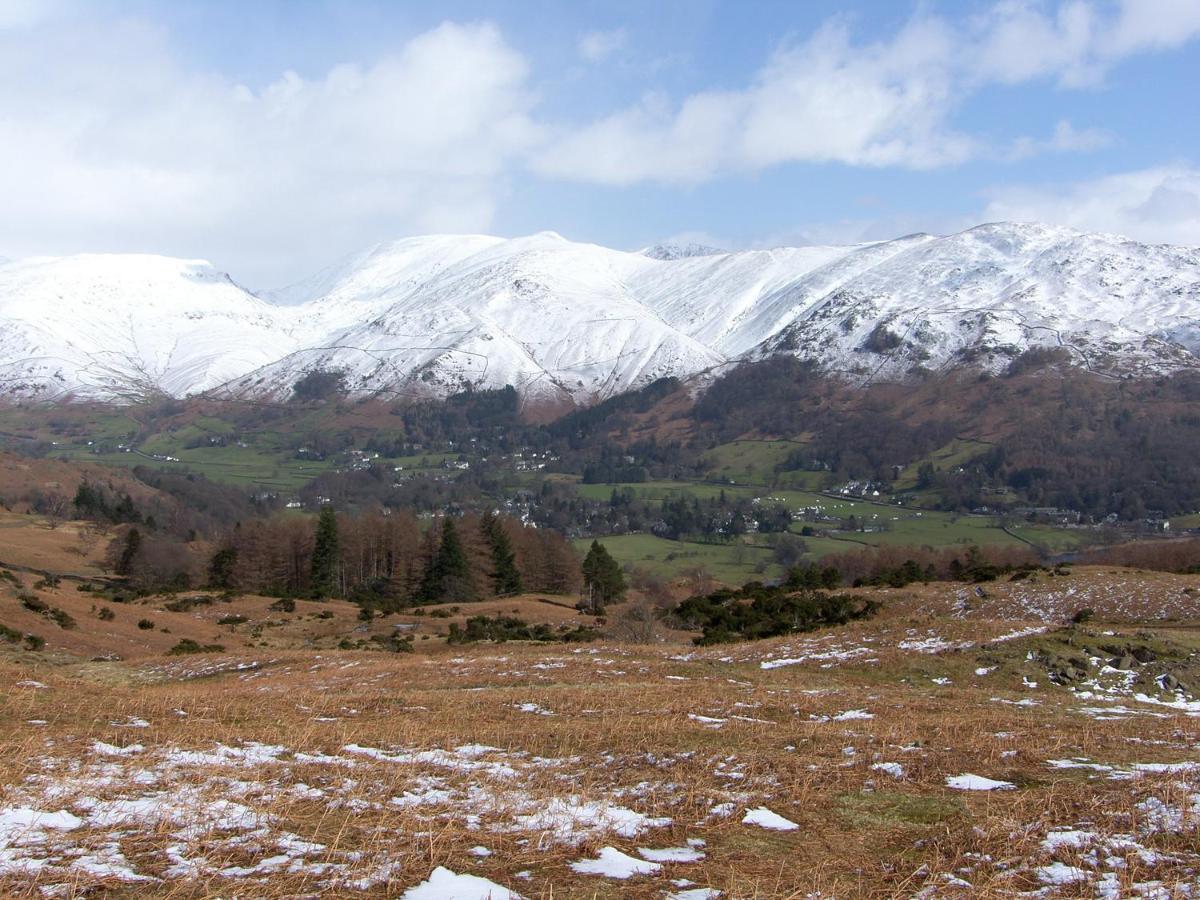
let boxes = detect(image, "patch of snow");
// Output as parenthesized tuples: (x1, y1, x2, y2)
(570, 847, 662, 879)
(638, 845, 706, 863)
(401, 866, 523, 899)
(945, 774, 1015, 791)
(741, 807, 799, 831)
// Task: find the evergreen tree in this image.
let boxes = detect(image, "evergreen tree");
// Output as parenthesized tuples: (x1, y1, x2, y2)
(419, 518, 474, 602)
(115, 527, 142, 577)
(580, 540, 625, 614)
(207, 546, 238, 590)
(310, 506, 340, 598)
(482, 514, 522, 596)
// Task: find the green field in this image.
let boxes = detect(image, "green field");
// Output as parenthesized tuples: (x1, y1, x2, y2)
(573, 480, 760, 502)
(891, 438, 995, 490)
(575, 533, 783, 585)
(51, 445, 335, 492)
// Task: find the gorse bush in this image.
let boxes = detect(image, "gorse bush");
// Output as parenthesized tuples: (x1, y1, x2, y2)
(447, 615, 597, 645)
(167, 638, 225, 655)
(676, 582, 879, 645)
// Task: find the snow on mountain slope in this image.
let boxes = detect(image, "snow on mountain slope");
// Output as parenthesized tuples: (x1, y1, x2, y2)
(756, 223, 1200, 379)
(0, 223, 1197, 404)
(0, 254, 297, 400)
(223, 232, 725, 405)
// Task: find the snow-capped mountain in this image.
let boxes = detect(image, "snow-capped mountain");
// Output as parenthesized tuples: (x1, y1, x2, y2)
(0, 223, 1197, 405)
(0, 254, 297, 401)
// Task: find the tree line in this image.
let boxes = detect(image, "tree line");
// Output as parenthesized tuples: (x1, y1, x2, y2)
(106, 506, 586, 611)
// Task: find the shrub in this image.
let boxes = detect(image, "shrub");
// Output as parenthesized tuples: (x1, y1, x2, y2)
(48, 608, 76, 630)
(369, 633, 415, 653)
(164, 595, 213, 612)
(19, 594, 47, 613)
(269, 598, 296, 613)
(0, 623, 22, 643)
(23, 634, 45, 651)
(97, 607, 116, 621)
(446, 615, 596, 645)
(167, 638, 224, 655)
(217, 614, 247, 626)
(676, 581, 879, 645)
(137, 619, 155, 630)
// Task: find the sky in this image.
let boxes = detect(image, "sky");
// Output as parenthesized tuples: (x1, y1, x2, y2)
(1, 0, 1198, 288)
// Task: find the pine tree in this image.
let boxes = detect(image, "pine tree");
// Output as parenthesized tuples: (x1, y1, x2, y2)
(581, 540, 625, 614)
(115, 527, 142, 577)
(419, 518, 474, 603)
(310, 506, 340, 598)
(481, 514, 522, 596)
(207, 546, 238, 590)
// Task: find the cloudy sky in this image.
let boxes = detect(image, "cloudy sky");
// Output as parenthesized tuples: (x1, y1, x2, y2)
(2, 0, 1198, 287)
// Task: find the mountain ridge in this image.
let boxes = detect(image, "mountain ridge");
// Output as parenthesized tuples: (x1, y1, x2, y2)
(0, 222, 1197, 405)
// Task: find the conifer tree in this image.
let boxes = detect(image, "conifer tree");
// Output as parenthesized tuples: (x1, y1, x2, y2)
(419, 518, 474, 602)
(482, 514, 522, 596)
(310, 506, 340, 598)
(115, 527, 142, 577)
(580, 540, 625, 614)
(207, 546, 238, 590)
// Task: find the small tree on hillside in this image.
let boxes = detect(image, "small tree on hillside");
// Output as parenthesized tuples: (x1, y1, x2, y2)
(114, 527, 142, 577)
(482, 514, 522, 597)
(207, 546, 238, 590)
(310, 506, 340, 598)
(580, 540, 625, 614)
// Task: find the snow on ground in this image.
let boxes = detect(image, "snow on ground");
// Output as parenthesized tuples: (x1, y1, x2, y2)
(401, 866, 523, 899)
(984, 573, 1200, 622)
(0, 738, 690, 888)
(741, 807, 799, 831)
(1069, 657, 1200, 719)
(945, 774, 1015, 791)
(570, 846, 662, 879)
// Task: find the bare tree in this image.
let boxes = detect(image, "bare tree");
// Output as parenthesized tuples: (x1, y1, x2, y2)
(42, 491, 69, 530)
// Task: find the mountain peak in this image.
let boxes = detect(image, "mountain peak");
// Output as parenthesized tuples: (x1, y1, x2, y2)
(0, 222, 1197, 405)
(642, 242, 727, 261)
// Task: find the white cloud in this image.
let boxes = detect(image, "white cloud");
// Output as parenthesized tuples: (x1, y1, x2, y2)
(2, 2, 1198, 282)
(0, 0, 60, 29)
(0, 15, 540, 286)
(537, 1, 1199, 186)
(578, 28, 626, 63)
(982, 165, 1200, 245)
(970, 0, 1200, 87)
(536, 18, 975, 185)
(1007, 119, 1113, 160)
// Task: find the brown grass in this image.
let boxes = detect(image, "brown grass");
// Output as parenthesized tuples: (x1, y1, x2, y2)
(2, 514, 1200, 896)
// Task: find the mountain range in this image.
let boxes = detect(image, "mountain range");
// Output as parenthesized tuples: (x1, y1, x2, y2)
(0, 222, 1197, 406)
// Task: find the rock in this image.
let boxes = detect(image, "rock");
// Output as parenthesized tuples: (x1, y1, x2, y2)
(1160, 673, 1179, 691)
(1112, 655, 1136, 671)
(1132, 647, 1157, 664)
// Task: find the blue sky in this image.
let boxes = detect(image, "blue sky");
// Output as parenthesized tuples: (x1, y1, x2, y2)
(0, 0, 1197, 286)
